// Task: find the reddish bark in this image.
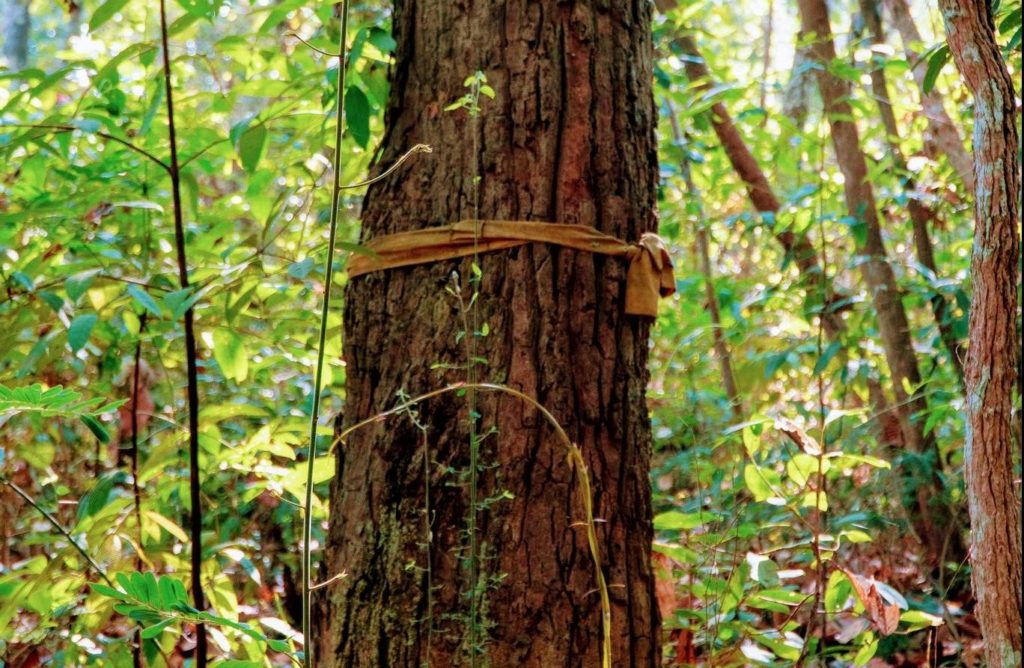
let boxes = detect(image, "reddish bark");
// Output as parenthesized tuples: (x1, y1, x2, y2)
(938, 1, 1022, 664)
(322, 1, 661, 666)
(796, 0, 962, 565)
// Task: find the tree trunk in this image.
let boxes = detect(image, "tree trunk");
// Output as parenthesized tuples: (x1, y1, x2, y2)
(1, 0, 30, 72)
(938, 1, 1022, 664)
(858, 0, 965, 387)
(321, 2, 661, 667)
(882, 0, 975, 195)
(796, 0, 961, 566)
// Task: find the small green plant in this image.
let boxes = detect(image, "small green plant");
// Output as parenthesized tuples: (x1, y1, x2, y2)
(444, 71, 496, 117)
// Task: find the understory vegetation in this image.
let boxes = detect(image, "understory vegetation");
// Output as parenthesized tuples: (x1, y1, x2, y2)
(0, 0, 1020, 666)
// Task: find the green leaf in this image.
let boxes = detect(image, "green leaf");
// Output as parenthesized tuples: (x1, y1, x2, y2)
(140, 618, 175, 639)
(175, 0, 225, 20)
(237, 124, 267, 174)
(127, 284, 163, 318)
(90, 583, 131, 602)
(145, 511, 190, 542)
(68, 313, 98, 352)
(922, 45, 950, 94)
(164, 287, 201, 320)
(653, 511, 708, 530)
(854, 639, 878, 665)
(742, 426, 760, 456)
(801, 491, 828, 511)
(743, 464, 781, 502)
(824, 570, 851, 613)
(366, 27, 397, 53)
(81, 415, 111, 443)
(65, 274, 95, 302)
(900, 609, 943, 631)
(213, 329, 248, 382)
(345, 86, 371, 149)
(77, 474, 117, 521)
(786, 454, 819, 488)
(89, 0, 130, 32)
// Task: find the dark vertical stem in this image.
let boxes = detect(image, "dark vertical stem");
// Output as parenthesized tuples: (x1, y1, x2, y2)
(130, 313, 148, 668)
(158, 1, 206, 664)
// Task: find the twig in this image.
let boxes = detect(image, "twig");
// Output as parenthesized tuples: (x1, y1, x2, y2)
(338, 144, 432, 190)
(0, 476, 113, 586)
(286, 32, 343, 58)
(1, 123, 171, 173)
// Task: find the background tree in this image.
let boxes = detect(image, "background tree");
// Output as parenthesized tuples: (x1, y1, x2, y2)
(796, 0, 962, 566)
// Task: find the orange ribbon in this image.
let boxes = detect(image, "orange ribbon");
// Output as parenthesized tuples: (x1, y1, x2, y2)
(346, 220, 675, 317)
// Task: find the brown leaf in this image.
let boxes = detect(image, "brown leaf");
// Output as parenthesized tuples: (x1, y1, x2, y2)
(774, 417, 821, 455)
(841, 568, 901, 636)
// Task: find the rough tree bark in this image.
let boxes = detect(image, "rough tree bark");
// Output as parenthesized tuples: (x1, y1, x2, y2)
(858, 0, 965, 386)
(796, 0, 961, 566)
(938, 1, 1022, 665)
(882, 0, 975, 195)
(321, 2, 660, 667)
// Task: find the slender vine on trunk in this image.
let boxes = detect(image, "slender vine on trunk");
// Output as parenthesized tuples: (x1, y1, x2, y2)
(301, 4, 349, 668)
(158, 1, 206, 664)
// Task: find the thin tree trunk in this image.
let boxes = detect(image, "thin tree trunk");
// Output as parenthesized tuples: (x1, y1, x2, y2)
(758, 0, 774, 119)
(882, 0, 975, 195)
(322, 2, 661, 666)
(782, 41, 815, 130)
(796, 0, 961, 566)
(672, 33, 845, 336)
(0, 0, 30, 72)
(669, 29, 897, 442)
(938, 1, 1022, 664)
(667, 105, 742, 420)
(858, 0, 965, 386)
